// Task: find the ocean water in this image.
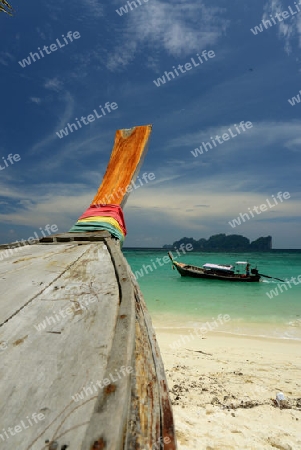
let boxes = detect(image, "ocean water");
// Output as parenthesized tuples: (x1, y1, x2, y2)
(123, 249, 301, 340)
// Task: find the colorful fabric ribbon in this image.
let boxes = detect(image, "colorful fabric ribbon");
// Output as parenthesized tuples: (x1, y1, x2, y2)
(69, 204, 127, 242)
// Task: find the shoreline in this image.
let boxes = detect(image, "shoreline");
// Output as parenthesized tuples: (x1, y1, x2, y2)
(155, 326, 301, 449)
(155, 326, 301, 342)
(151, 314, 301, 341)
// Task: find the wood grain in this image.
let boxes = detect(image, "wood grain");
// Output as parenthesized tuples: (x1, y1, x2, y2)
(0, 242, 119, 450)
(91, 125, 152, 207)
(0, 239, 177, 449)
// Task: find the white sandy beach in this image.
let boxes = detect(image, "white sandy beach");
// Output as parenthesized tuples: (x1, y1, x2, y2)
(155, 328, 301, 450)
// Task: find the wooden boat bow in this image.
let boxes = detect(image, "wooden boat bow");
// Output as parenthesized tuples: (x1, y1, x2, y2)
(0, 126, 177, 450)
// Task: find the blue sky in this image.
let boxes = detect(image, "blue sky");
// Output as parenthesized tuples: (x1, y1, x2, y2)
(0, 0, 300, 248)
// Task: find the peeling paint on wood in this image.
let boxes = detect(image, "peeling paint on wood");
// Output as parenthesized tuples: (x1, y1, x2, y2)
(91, 125, 152, 207)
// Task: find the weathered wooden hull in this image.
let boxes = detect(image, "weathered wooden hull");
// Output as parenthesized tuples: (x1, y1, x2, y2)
(172, 261, 261, 282)
(0, 234, 176, 449)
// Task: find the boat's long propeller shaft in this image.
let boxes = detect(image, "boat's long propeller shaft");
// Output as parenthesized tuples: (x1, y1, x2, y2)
(258, 273, 285, 282)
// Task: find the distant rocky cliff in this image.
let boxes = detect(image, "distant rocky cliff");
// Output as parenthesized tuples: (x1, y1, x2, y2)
(163, 234, 272, 252)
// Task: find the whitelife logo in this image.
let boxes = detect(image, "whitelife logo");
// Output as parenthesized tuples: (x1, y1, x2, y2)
(71, 366, 133, 402)
(116, 0, 149, 16)
(18, 31, 81, 68)
(250, 1, 301, 35)
(134, 243, 193, 280)
(0, 153, 21, 171)
(0, 412, 45, 443)
(55, 101, 118, 139)
(169, 314, 231, 350)
(98, 172, 155, 204)
(191, 121, 253, 158)
(0, 224, 58, 262)
(153, 50, 215, 87)
(228, 192, 291, 228)
(288, 89, 301, 106)
(266, 275, 301, 299)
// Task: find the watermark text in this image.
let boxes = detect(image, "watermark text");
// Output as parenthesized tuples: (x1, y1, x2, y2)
(153, 50, 215, 87)
(116, 0, 149, 16)
(0, 224, 58, 262)
(134, 243, 193, 280)
(169, 314, 231, 350)
(250, 2, 301, 36)
(228, 192, 290, 228)
(266, 275, 301, 299)
(18, 31, 81, 68)
(191, 121, 253, 158)
(0, 412, 45, 442)
(99, 172, 155, 204)
(56, 101, 118, 139)
(0, 153, 21, 171)
(71, 366, 133, 402)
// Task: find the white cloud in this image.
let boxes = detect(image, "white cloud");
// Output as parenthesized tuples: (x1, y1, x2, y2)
(36, 27, 46, 40)
(0, 182, 92, 230)
(169, 120, 301, 155)
(45, 0, 103, 21)
(123, 182, 301, 247)
(1, 176, 299, 247)
(83, 0, 104, 17)
(30, 91, 74, 154)
(263, 0, 300, 53)
(108, 0, 228, 70)
(0, 51, 14, 66)
(29, 97, 42, 104)
(44, 77, 64, 92)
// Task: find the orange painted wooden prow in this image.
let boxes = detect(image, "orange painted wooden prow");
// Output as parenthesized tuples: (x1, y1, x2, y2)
(91, 125, 152, 207)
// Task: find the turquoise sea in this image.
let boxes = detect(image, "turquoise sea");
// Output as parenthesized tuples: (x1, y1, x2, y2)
(123, 249, 301, 340)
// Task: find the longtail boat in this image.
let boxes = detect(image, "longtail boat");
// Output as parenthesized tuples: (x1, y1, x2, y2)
(168, 252, 261, 282)
(168, 253, 285, 283)
(0, 126, 177, 450)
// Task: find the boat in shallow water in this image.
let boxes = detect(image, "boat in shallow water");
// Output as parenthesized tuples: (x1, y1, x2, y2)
(168, 252, 261, 282)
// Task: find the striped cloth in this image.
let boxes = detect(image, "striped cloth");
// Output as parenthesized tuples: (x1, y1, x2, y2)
(69, 204, 127, 242)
